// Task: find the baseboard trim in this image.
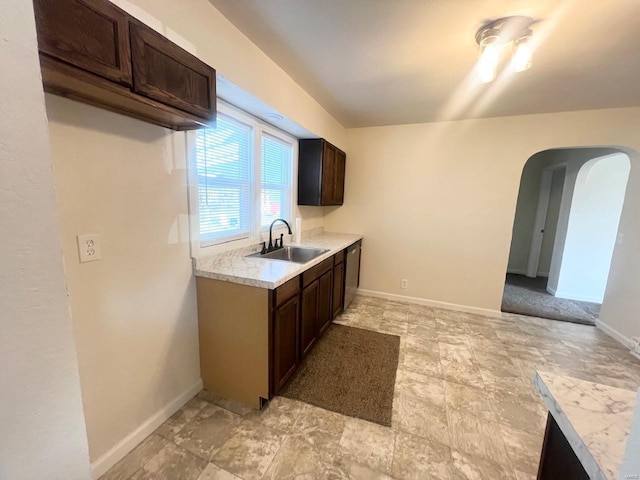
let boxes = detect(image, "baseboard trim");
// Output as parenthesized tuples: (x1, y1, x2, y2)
(357, 289, 502, 318)
(507, 268, 527, 276)
(554, 290, 603, 303)
(90, 378, 203, 479)
(546, 285, 557, 296)
(595, 319, 634, 349)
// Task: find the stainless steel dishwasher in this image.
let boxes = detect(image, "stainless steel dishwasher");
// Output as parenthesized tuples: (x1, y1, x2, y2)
(344, 240, 361, 310)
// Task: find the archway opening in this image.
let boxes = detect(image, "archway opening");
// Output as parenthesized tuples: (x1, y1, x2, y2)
(502, 147, 630, 325)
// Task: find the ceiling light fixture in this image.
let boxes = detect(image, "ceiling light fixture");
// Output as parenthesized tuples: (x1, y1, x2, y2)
(475, 16, 535, 83)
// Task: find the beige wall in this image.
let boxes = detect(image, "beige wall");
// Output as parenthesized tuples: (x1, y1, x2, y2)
(47, 96, 201, 462)
(600, 148, 640, 341)
(125, 0, 346, 150)
(0, 1, 91, 478)
(324, 107, 640, 341)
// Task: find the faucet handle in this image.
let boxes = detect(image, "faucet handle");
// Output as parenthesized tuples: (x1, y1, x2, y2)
(279, 233, 284, 249)
(260, 241, 267, 254)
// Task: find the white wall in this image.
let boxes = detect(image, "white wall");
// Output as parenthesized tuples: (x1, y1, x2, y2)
(507, 148, 617, 278)
(324, 107, 640, 341)
(0, 2, 91, 479)
(555, 154, 630, 303)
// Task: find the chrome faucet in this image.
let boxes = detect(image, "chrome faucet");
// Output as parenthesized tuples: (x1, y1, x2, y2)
(262, 218, 292, 254)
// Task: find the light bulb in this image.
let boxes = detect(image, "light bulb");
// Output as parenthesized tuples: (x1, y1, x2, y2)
(512, 37, 532, 72)
(478, 43, 498, 83)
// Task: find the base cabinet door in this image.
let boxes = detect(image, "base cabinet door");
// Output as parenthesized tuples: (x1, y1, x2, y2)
(318, 270, 334, 335)
(300, 281, 319, 357)
(332, 262, 345, 319)
(272, 296, 299, 394)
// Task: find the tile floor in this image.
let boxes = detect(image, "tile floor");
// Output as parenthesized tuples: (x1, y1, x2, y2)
(101, 295, 640, 480)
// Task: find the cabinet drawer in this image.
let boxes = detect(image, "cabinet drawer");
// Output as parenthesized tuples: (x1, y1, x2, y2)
(334, 250, 344, 265)
(33, 0, 132, 85)
(302, 257, 334, 287)
(274, 276, 300, 307)
(130, 21, 216, 119)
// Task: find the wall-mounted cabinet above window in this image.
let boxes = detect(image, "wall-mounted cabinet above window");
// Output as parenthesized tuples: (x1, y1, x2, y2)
(297, 139, 346, 206)
(32, 0, 216, 130)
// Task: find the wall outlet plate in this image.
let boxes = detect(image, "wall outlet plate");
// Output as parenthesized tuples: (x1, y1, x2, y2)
(77, 234, 101, 263)
(401, 279, 408, 289)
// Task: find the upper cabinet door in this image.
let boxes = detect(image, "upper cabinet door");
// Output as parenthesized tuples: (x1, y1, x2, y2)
(321, 142, 336, 205)
(334, 149, 346, 205)
(130, 22, 216, 119)
(33, 0, 132, 86)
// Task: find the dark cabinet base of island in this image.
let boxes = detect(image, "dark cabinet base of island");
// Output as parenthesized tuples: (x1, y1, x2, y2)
(536, 413, 589, 480)
(196, 247, 354, 409)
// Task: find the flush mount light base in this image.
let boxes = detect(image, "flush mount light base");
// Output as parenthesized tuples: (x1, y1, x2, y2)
(475, 16, 535, 47)
(474, 15, 536, 82)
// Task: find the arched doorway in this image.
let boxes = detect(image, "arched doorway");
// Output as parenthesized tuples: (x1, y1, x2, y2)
(502, 148, 630, 325)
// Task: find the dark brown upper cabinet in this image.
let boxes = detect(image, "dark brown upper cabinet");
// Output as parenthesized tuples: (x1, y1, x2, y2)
(130, 21, 215, 119)
(33, 0, 132, 85)
(32, 0, 216, 131)
(298, 139, 346, 206)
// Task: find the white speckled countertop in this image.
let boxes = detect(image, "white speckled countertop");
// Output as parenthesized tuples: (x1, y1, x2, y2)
(534, 371, 638, 480)
(194, 231, 363, 289)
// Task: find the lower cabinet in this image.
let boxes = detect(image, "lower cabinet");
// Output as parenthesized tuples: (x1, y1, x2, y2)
(299, 267, 333, 358)
(332, 261, 344, 319)
(270, 250, 347, 395)
(197, 241, 362, 406)
(300, 281, 319, 357)
(317, 270, 333, 336)
(272, 295, 299, 393)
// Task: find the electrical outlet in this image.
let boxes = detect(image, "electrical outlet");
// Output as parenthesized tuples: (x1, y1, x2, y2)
(77, 234, 101, 263)
(401, 279, 408, 289)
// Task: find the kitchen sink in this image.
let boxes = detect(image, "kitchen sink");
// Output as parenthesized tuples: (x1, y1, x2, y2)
(247, 246, 329, 264)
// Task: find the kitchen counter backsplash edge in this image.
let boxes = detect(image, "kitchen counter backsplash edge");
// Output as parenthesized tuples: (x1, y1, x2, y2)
(193, 229, 363, 289)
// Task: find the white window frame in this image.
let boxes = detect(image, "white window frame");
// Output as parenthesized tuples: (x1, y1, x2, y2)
(187, 101, 298, 257)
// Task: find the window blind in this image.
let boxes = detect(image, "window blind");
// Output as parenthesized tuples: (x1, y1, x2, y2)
(195, 115, 253, 244)
(261, 134, 292, 228)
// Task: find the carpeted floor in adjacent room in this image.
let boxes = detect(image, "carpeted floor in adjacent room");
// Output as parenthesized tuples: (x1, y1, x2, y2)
(501, 274, 600, 325)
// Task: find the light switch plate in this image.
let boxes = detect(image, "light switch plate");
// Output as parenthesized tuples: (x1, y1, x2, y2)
(77, 234, 101, 263)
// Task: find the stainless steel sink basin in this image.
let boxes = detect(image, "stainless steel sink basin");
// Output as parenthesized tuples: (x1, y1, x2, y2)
(247, 246, 329, 264)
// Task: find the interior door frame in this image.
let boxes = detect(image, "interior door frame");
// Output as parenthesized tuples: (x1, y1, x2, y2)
(526, 165, 565, 277)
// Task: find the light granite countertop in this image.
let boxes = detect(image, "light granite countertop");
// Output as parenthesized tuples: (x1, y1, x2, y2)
(534, 371, 638, 480)
(194, 231, 363, 289)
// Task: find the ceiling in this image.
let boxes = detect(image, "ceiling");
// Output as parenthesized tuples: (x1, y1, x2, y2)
(209, 0, 640, 128)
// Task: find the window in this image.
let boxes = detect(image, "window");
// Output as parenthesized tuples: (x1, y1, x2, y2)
(189, 104, 295, 250)
(195, 115, 253, 244)
(261, 134, 293, 228)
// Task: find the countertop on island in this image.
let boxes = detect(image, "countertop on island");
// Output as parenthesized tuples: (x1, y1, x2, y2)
(534, 370, 638, 480)
(194, 231, 363, 289)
